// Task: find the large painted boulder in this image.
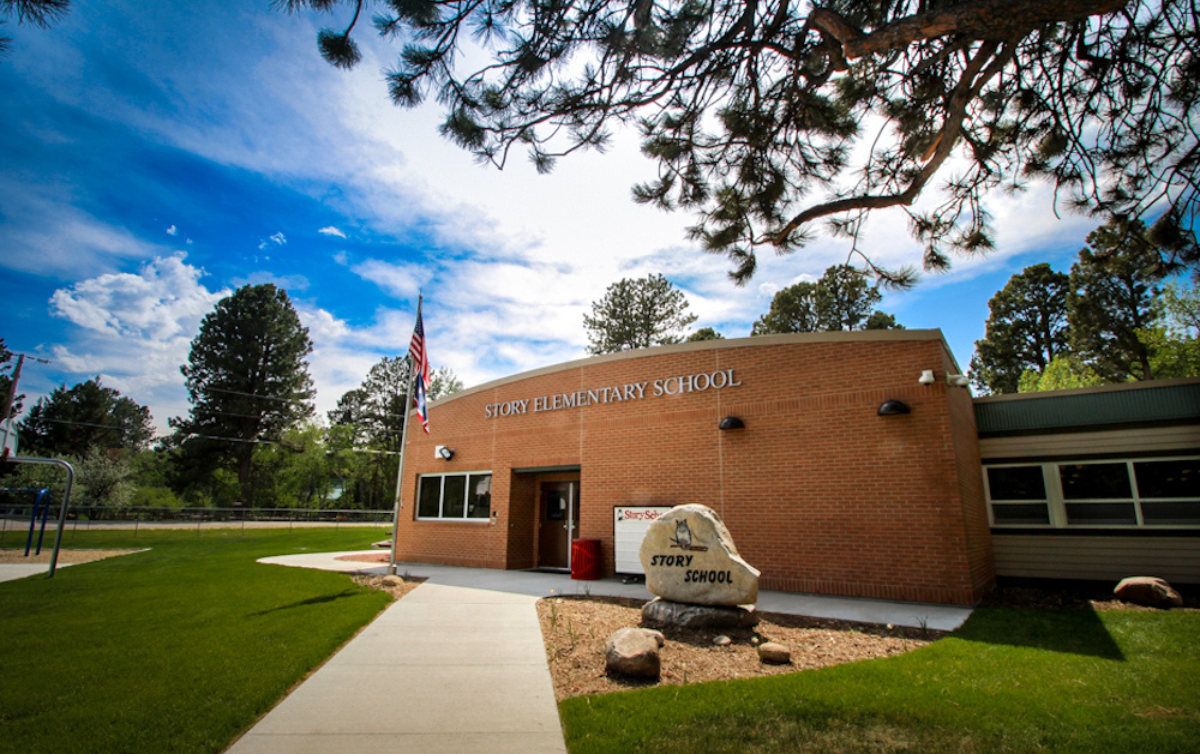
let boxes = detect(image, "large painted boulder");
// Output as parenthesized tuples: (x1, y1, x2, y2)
(638, 504, 760, 606)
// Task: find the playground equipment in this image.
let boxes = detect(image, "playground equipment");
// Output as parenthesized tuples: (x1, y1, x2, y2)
(2, 457, 76, 577)
(0, 488, 54, 556)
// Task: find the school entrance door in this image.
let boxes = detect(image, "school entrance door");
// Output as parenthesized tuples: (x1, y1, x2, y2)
(538, 480, 580, 570)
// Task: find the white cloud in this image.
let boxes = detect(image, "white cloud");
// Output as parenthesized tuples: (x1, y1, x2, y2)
(318, 226, 346, 238)
(0, 182, 166, 277)
(270, 232, 287, 245)
(348, 258, 429, 300)
(47, 253, 229, 432)
(166, 225, 178, 236)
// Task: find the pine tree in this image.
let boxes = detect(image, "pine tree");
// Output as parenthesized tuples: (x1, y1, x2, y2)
(970, 263, 1072, 394)
(287, 0, 1199, 283)
(1068, 220, 1166, 382)
(583, 274, 698, 354)
(171, 284, 314, 503)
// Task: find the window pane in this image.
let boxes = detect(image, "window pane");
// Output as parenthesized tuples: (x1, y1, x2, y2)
(1135, 459, 1200, 499)
(1065, 502, 1137, 525)
(467, 474, 491, 519)
(991, 503, 1050, 525)
(1141, 502, 1200, 525)
(417, 477, 442, 518)
(1060, 463, 1132, 500)
(442, 475, 467, 518)
(986, 466, 1046, 501)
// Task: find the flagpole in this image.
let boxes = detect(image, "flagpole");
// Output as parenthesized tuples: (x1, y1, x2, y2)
(388, 294, 422, 576)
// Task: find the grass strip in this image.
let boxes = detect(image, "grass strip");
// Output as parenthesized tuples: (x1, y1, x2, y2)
(0, 527, 394, 754)
(561, 606, 1200, 754)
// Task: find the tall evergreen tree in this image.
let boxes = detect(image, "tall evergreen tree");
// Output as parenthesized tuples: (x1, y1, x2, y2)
(19, 377, 152, 456)
(583, 274, 698, 354)
(970, 263, 1072, 394)
(171, 284, 314, 502)
(1068, 220, 1166, 382)
(288, 0, 1199, 283)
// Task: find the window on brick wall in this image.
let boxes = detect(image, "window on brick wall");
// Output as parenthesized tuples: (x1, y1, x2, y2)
(417, 472, 492, 520)
(984, 456, 1200, 529)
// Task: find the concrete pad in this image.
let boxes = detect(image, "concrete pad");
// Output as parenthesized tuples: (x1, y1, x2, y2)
(0, 563, 53, 582)
(259, 553, 973, 630)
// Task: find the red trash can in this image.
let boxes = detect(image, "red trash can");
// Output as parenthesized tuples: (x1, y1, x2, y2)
(570, 538, 602, 580)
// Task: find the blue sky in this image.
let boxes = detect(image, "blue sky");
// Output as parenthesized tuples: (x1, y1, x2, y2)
(1, 0, 1101, 434)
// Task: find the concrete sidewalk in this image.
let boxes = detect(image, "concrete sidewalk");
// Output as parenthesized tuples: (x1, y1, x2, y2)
(227, 552, 974, 754)
(227, 581, 564, 754)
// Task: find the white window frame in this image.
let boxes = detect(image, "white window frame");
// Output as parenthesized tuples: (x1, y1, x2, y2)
(416, 471, 492, 522)
(984, 455, 1199, 530)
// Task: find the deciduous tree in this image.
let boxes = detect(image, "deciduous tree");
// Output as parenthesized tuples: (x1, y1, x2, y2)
(19, 376, 153, 456)
(285, 0, 1199, 283)
(584, 274, 698, 354)
(0, 337, 22, 421)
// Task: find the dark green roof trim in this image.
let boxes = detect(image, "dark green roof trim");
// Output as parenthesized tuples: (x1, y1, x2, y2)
(974, 378, 1200, 436)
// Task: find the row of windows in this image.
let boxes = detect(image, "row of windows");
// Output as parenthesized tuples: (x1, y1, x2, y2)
(417, 472, 492, 520)
(985, 457, 1199, 528)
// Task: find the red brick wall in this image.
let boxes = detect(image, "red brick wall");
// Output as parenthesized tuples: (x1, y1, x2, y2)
(397, 331, 996, 605)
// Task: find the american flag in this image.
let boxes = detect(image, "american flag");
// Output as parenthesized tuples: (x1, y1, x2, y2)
(409, 300, 432, 433)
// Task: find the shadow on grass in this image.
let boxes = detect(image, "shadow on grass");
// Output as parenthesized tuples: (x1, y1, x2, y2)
(954, 605, 1125, 661)
(249, 589, 361, 616)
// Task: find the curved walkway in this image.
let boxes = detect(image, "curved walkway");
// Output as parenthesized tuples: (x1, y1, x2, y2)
(225, 552, 973, 754)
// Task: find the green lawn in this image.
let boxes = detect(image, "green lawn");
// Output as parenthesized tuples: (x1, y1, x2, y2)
(0, 527, 394, 754)
(560, 605, 1200, 754)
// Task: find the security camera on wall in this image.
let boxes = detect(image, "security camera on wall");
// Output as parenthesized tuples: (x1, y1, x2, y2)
(947, 374, 971, 387)
(918, 370, 936, 385)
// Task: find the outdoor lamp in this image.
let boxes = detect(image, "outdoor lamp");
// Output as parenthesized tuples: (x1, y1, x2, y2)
(437, 446, 455, 461)
(718, 416, 745, 430)
(877, 400, 911, 416)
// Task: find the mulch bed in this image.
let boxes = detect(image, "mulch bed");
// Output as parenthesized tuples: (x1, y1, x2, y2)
(535, 595, 943, 700)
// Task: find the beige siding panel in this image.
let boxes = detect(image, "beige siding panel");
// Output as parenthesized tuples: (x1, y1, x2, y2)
(993, 535, 1200, 583)
(981, 425, 1200, 460)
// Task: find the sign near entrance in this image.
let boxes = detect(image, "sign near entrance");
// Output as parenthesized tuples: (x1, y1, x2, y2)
(613, 506, 672, 575)
(484, 369, 742, 419)
(639, 504, 760, 606)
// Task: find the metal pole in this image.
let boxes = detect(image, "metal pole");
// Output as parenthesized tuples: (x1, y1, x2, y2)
(389, 295, 422, 576)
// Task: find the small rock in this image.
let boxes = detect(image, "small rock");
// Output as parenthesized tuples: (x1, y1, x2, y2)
(605, 628, 661, 678)
(712, 635, 732, 646)
(380, 575, 405, 588)
(758, 642, 791, 665)
(750, 635, 761, 646)
(1114, 576, 1184, 608)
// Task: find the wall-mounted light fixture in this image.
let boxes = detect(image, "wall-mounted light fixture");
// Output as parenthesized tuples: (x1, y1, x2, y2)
(918, 370, 936, 385)
(436, 445, 455, 461)
(718, 416, 745, 430)
(877, 400, 911, 416)
(946, 374, 970, 387)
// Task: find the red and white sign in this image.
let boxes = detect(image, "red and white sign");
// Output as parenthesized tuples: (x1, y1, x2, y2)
(613, 506, 673, 574)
